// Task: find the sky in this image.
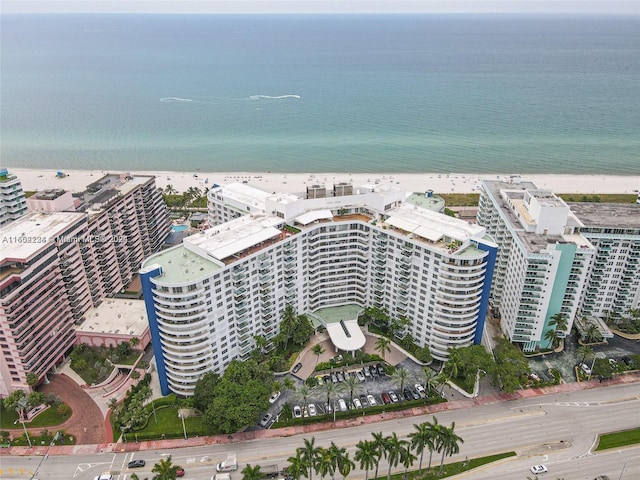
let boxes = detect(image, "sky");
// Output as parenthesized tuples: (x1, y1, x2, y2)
(2, 1, 639, 15)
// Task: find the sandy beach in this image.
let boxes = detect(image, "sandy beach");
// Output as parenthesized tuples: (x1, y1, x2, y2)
(9, 167, 640, 197)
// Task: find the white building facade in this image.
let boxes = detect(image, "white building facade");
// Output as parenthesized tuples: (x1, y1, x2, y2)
(477, 179, 597, 352)
(0, 169, 28, 226)
(142, 185, 497, 396)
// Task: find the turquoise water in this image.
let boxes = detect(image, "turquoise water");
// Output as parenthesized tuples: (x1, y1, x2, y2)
(1, 14, 639, 174)
(171, 225, 188, 232)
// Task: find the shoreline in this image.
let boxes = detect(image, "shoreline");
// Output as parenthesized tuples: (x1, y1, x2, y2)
(9, 167, 640, 197)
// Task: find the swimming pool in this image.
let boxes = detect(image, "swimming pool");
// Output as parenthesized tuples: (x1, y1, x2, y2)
(172, 224, 188, 232)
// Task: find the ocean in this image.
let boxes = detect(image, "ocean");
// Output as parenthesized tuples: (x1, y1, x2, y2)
(1, 14, 639, 174)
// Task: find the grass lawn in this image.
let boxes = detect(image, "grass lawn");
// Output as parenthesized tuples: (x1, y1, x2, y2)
(375, 451, 515, 480)
(437, 193, 480, 206)
(558, 193, 638, 204)
(0, 403, 71, 429)
(595, 427, 640, 451)
(119, 404, 209, 441)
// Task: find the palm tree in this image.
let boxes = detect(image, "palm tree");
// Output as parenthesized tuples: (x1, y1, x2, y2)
(424, 417, 442, 470)
(435, 371, 449, 396)
(391, 367, 411, 399)
(164, 184, 177, 195)
(281, 304, 300, 350)
(151, 455, 180, 480)
(286, 450, 306, 480)
(409, 422, 435, 474)
(549, 312, 568, 334)
(283, 377, 296, 393)
(355, 439, 378, 480)
(242, 464, 263, 480)
(340, 374, 363, 404)
(384, 432, 409, 480)
(300, 437, 323, 480)
(422, 368, 439, 397)
(544, 328, 559, 349)
(584, 323, 603, 344)
(371, 431, 386, 480)
(400, 445, 417, 479)
(317, 447, 334, 480)
(577, 345, 595, 364)
(374, 336, 391, 360)
(323, 382, 337, 408)
(312, 344, 325, 368)
(327, 442, 346, 480)
(437, 422, 464, 476)
(338, 451, 355, 480)
(297, 385, 311, 412)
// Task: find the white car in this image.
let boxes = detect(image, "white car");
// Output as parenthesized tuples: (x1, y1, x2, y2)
(94, 475, 113, 480)
(338, 398, 347, 412)
(367, 394, 377, 406)
(530, 464, 548, 474)
(293, 405, 302, 418)
(269, 391, 281, 404)
(356, 370, 366, 382)
(308, 403, 317, 416)
(415, 383, 426, 395)
(579, 362, 592, 375)
(353, 398, 362, 409)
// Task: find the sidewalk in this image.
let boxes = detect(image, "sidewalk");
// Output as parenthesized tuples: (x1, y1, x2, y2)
(4, 371, 638, 457)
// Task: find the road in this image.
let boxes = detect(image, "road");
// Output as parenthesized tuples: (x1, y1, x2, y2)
(1, 382, 639, 480)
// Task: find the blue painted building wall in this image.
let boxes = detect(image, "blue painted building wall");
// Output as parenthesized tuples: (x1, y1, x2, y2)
(474, 241, 498, 345)
(140, 266, 171, 396)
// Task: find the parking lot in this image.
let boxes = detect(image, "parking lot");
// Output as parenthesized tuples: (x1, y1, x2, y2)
(257, 361, 439, 428)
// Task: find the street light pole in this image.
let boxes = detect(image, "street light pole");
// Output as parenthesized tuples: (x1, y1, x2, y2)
(14, 417, 32, 448)
(180, 410, 187, 439)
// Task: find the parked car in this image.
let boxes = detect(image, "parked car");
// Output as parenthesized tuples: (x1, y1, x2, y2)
(579, 362, 592, 375)
(316, 375, 324, 386)
(381, 392, 391, 404)
(325, 402, 333, 414)
(331, 373, 339, 383)
(356, 370, 366, 382)
(268, 391, 281, 404)
(308, 404, 317, 416)
(369, 365, 379, 377)
(360, 394, 369, 406)
(338, 398, 348, 412)
(336, 372, 344, 382)
(176, 467, 185, 477)
(621, 356, 632, 366)
(367, 394, 378, 406)
(376, 364, 386, 376)
(363, 367, 371, 378)
(292, 363, 303, 373)
(388, 391, 399, 403)
(323, 375, 331, 384)
(402, 388, 412, 401)
(332, 355, 343, 363)
(530, 465, 548, 474)
(293, 406, 302, 418)
(128, 460, 146, 468)
(410, 389, 421, 400)
(353, 398, 362, 409)
(94, 475, 113, 480)
(415, 383, 426, 395)
(259, 413, 272, 427)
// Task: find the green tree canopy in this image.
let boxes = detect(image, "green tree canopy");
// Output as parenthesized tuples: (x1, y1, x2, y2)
(201, 360, 273, 434)
(490, 337, 530, 393)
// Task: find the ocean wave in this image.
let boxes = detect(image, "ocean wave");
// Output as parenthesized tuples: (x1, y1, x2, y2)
(249, 95, 301, 100)
(159, 97, 193, 103)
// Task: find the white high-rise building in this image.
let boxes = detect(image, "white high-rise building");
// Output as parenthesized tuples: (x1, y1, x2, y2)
(568, 202, 640, 318)
(0, 169, 28, 226)
(477, 179, 597, 352)
(142, 184, 498, 396)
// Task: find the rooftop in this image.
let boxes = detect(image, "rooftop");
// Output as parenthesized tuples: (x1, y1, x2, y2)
(0, 211, 86, 260)
(211, 182, 273, 211)
(77, 298, 149, 337)
(383, 202, 485, 249)
(142, 245, 221, 284)
(406, 192, 445, 212)
(568, 202, 640, 229)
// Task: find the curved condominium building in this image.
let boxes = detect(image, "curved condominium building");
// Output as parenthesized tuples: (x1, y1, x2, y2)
(141, 183, 497, 396)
